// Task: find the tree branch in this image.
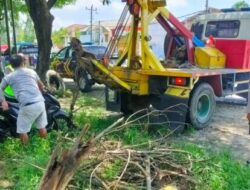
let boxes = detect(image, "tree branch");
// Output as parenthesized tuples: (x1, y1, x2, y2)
(47, 0, 57, 10)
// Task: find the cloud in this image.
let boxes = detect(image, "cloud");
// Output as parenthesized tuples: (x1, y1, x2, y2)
(54, 0, 103, 12)
(52, 0, 106, 30)
(111, 1, 124, 12)
(53, 17, 72, 30)
(167, 0, 188, 8)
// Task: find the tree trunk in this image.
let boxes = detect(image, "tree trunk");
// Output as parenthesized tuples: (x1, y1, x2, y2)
(25, 0, 55, 80)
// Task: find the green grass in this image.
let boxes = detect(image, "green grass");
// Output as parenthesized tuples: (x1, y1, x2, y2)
(0, 95, 250, 189)
(100, 159, 123, 181)
(0, 132, 58, 189)
(173, 142, 250, 190)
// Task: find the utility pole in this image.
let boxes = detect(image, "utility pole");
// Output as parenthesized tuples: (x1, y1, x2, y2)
(98, 20, 101, 45)
(205, 0, 209, 13)
(86, 5, 97, 44)
(3, 0, 11, 53)
(10, 0, 17, 54)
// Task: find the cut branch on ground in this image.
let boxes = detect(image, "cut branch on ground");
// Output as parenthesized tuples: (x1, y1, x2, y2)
(39, 109, 198, 190)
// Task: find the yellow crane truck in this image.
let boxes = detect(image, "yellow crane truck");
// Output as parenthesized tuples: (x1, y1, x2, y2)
(71, 0, 250, 130)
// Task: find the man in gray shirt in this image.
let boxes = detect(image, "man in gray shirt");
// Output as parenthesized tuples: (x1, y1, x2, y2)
(0, 54, 47, 144)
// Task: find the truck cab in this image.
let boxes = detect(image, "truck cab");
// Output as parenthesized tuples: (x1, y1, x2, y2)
(190, 8, 250, 101)
(191, 8, 250, 41)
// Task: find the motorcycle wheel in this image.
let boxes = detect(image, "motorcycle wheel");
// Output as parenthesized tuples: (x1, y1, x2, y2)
(75, 68, 92, 92)
(46, 70, 65, 97)
(0, 120, 11, 142)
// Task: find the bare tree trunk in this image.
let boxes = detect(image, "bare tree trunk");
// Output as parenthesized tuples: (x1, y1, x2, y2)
(25, 0, 56, 80)
(39, 126, 94, 190)
(39, 118, 125, 189)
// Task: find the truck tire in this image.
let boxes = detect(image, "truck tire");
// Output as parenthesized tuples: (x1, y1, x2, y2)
(189, 83, 215, 129)
(75, 69, 92, 92)
(46, 70, 65, 96)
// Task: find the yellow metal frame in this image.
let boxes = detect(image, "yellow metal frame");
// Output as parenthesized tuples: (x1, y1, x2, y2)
(165, 87, 191, 98)
(92, 0, 174, 95)
(91, 60, 132, 91)
(165, 76, 199, 98)
(92, 1, 193, 96)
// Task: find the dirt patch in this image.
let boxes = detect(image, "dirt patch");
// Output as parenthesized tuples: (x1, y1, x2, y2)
(62, 82, 250, 162)
(184, 103, 250, 162)
(0, 161, 5, 178)
(0, 161, 13, 188)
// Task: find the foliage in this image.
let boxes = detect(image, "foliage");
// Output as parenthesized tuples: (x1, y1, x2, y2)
(100, 159, 123, 181)
(52, 26, 81, 48)
(54, 0, 78, 8)
(52, 28, 68, 48)
(0, 0, 24, 44)
(75, 27, 81, 39)
(103, 0, 111, 5)
(232, 0, 249, 9)
(18, 15, 36, 43)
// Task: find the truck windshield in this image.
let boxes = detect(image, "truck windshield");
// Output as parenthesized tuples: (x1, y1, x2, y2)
(205, 20, 240, 38)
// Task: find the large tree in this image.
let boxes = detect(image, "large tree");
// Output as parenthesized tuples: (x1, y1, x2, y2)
(24, 0, 76, 79)
(22, 16, 36, 42)
(25, 0, 110, 79)
(0, 0, 24, 44)
(232, 1, 249, 9)
(2, 0, 110, 79)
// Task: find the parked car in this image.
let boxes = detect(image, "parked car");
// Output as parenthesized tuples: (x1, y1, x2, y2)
(49, 45, 107, 92)
(2, 42, 38, 69)
(0, 44, 9, 54)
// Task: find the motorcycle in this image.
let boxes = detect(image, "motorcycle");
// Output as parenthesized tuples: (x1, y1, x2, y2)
(0, 90, 74, 142)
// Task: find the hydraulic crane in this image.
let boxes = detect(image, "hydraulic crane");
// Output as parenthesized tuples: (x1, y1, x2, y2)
(72, 0, 236, 130)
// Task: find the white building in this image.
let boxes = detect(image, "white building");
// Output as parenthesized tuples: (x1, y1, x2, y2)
(80, 20, 118, 46)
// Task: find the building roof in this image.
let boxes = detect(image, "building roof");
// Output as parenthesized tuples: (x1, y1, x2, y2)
(65, 24, 88, 32)
(81, 25, 111, 33)
(97, 20, 118, 29)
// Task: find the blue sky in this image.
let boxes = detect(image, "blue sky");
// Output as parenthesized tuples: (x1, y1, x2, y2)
(51, 0, 250, 30)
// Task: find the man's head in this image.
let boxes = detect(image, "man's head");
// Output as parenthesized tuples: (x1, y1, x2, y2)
(9, 54, 25, 68)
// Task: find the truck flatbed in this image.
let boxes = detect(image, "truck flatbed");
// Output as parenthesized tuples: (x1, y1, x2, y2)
(140, 68, 250, 77)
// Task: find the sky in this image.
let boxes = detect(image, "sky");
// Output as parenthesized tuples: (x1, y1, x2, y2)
(51, 0, 250, 30)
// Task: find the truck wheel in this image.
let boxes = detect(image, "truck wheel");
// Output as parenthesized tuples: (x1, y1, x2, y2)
(189, 83, 215, 129)
(46, 70, 65, 96)
(76, 69, 92, 92)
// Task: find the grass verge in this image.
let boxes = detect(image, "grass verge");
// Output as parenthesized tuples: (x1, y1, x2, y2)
(0, 95, 249, 189)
